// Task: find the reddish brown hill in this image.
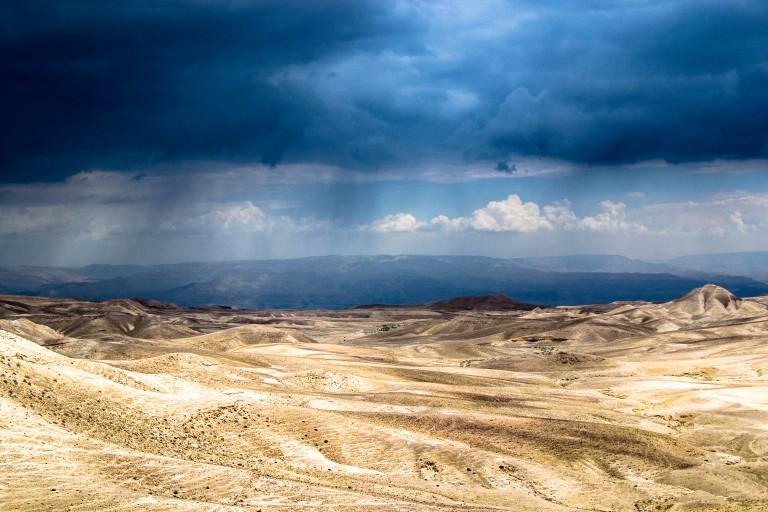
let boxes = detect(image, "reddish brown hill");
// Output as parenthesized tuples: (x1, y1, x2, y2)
(427, 294, 540, 312)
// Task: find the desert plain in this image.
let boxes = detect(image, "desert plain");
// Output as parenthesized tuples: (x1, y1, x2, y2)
(1, 284, 767, 511)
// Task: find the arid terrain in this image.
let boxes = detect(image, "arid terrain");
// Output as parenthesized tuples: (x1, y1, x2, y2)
(1, 285, 767, 511)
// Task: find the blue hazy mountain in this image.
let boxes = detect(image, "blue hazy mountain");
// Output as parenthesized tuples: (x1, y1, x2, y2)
(669, 252, 768, 282)
(1, 255, 766, 309)
(511, 254, 688, 274)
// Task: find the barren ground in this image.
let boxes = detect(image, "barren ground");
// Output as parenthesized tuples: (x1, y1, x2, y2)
(1, 285, 767, 511)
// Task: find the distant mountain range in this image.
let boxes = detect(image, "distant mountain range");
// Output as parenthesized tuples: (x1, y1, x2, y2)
(668, 252, 768, 282)
(513, 252, 768, 282)
(1, 254, 767, 309)
(511, 254, 688, 275)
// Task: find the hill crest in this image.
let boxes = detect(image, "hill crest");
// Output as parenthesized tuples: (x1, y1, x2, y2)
(427, 294, 540, 312)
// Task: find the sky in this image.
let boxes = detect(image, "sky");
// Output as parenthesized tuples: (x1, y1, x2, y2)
(1, 0, 768, 266)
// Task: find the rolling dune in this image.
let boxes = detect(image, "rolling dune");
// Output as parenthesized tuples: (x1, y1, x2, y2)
(1, 286, 767, 511)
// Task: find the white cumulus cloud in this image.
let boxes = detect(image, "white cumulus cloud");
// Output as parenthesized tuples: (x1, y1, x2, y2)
(199, 202, 273, 232)
(161, 202, 309, 234)
(464, 194, 553, 232)
(577, 201, 648, 233)
(729, 210, 748, 233)
(369, 213, 426, 233)
(543, 200, 579, 229)
(430, 214, 469, 232)
(370, 195, 651, 235)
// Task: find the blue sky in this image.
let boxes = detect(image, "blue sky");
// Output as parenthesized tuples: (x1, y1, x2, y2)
(1, 1, 767, 265)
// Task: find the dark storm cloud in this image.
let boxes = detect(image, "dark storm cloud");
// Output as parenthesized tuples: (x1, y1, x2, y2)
(0, 0, 420, 181)
(481, 0, 768, 164)
(1, 0, 767, 182)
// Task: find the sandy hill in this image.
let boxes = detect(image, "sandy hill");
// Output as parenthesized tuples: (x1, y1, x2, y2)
(664, 283, 752, 316)
(171, 324, 317, 352)
(604, 284, 768, 332)
(1, 288, 768, 511)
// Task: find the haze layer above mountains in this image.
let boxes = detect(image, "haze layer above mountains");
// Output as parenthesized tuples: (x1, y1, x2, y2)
(2, 253, 768, 309)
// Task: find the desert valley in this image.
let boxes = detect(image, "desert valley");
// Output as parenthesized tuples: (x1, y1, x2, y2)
(1, 284, 767, 511)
